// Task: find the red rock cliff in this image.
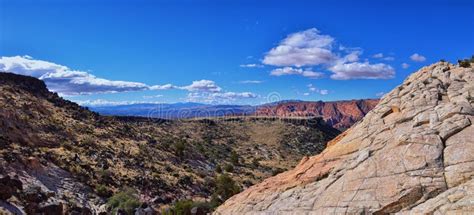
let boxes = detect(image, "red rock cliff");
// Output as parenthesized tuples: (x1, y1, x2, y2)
(256, 99, 379, 130)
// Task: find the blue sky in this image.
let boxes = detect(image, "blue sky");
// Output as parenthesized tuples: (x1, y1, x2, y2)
(1, 0, 473, 105)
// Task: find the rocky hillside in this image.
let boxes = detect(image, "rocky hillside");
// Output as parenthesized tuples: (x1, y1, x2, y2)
(216, 61, 474, 214)
(256, 99, 378, 130)
(0, 72, 340, 214)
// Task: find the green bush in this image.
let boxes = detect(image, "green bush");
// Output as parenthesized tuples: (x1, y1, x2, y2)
(212, 174, 240, 204)
(174, 140, 186, 158)
(107, 188, 141, 214)
(95, 184, 112, 198)
(458, 55, 473, 68)
(224, 164, 234, 173)
(459, 59, 471, 68)
(165, 200, 213, 215)
(215, 165, 222, 173)
(230, 151, 239, 166)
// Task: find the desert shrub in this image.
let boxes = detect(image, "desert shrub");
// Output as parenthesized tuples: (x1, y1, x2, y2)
(107, 188, 141, 215)
(95, 184, 112, 198)
(459, 59, 471, 68)
(211, 174, 240, 205)
(215, 165, 222, 173)
(458, 56, 473, 68)
(165, 200, 214, 215)
(224, 164, 234, 173)
(203, 177, 216, 194)
(230, 151, 239, 166)
(174, 140, 186, 158)
(178, 175, 193, 186)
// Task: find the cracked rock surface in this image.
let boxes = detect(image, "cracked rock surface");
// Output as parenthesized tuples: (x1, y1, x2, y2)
(215, 62, 474, 214)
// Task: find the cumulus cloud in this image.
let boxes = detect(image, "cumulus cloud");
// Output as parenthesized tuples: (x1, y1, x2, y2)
(180, 80, 222, 92)
(376, 92, 385, 97)
(240, 64, 264, 68)
(270, 67, 324, 79)
(0, 56, 174, 95)
(263, 28, 337, 67)
(402, 63, 410, 69)
(329, 62, 395, 80)
(410, 53, 426, 62)
(178, 80, 257, 103)
(262, 28, 396, 80)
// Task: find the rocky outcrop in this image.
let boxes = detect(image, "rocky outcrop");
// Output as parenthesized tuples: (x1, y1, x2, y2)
(256, 99, 378, 130)
(215, 62, 474, 214)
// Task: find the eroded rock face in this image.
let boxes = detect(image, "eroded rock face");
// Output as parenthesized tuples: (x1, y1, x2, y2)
(215, 62, 474, 214)
(256, 100, 379, 130)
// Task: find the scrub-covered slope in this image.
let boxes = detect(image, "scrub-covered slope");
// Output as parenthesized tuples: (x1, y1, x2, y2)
(0, 72, 340, 214)
(216, 61, 474, 214)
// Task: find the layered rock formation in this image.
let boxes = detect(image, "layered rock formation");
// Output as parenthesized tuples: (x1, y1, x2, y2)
(216, 62, 474, 214)
(256, 99, 379, 130)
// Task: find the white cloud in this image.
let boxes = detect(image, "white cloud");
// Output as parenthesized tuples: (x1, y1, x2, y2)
(262, 28, 396, 80)
(410, 53, 426, 62)
(270, 67, 324, 79)
(180, 80, 222, 92)
(376, 92, 385, 97)
(303, 92, 310, 96)
(263, 28, 337, 67)
(329, 62, 395, 80)
(306, 84, 329, 95)
(0, 56, 173, 95)
(179, 80, 257, 103)
(342, 51, 362, 63)
(0, 56, 259, 103)
(149, 84, 176, 90)
(319, 89, 329, 95)
(372, 53, 394, 61)
(239, 80, 263, 84)
(373, 53, 384, 58)
(239, 64, 264, 68)
(401, 63, 410, 69)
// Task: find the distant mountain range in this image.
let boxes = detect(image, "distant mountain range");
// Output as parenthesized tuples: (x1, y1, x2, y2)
(88, 99, 378, 130)
(89, 103, 257, 119)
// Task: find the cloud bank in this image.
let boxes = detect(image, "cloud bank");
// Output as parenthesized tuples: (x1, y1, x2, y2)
(262, 28, 396, 80)
(0, 56, 174, 95)
(0, 56, 258, 104)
